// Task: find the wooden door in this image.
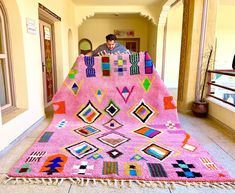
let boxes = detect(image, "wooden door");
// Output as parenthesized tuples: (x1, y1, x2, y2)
(39, 20, 56, 107)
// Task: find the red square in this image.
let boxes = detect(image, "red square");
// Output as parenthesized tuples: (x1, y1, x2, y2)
(103, 70, 110, 76)
(102, 57, 109, 63)
(145, 68, 153, 74)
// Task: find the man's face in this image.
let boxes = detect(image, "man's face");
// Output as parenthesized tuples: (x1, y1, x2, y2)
(106, 40, 116, 50)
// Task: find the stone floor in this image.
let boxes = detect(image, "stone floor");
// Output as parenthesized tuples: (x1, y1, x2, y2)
(0, 111, 234, 193)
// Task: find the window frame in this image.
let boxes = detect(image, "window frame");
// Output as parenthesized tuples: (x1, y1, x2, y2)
(0, 2, 15, 112)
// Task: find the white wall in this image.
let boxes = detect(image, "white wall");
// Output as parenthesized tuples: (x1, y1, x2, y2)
(163, 2, 183, 88)
(78, 16, 149, 52)
(0, 0, 78, 152)
(215, 5, 235, 69)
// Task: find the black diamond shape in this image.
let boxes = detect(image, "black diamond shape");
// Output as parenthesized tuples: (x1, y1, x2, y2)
(104, 100, 120, 117)
(107, 106, 116, 114)
(107, 149, 123, 159)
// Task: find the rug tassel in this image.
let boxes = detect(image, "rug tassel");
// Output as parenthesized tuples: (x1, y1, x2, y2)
(1, 175, 235, 190)
(128, 180, 133, 188)
(119, 180, 124, 188)
(100, 179, 106, 186)
(168, 182, 175, 190)
(52, 178, 58, 185)
(75, 177, 81, 184)
(46, 178, 51, 185)
(69, 178, 76, 184)
(114, 179, 118, 188)
(58, 178, 64, 186)
(4, 176, 13, 184)
(85, 178, 90, 186)
(135, 180, 145, 188)
(107, 179, 113, 187)
(80, 178, 84, 186)
(92, 179, 97, 186)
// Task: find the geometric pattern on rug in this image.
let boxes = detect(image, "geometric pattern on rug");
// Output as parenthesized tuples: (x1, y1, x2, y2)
(134, 126, 161, 138)
(103, 161, 118, 175)
(39, 154, 68, 175)
(107, 149, 123, 159)
(74, 125, 101, 137)
(103, 119, 123, 130)
(116, 86, 134, 103)
(114, 55, 127, 76)
(142, 144, 172, 161)
(7, 52, 235, 188)
(97, 132, 130, 148)
(65, 141, 99, 159)
(76, 100, 101, 124)
(72, 161, 94, 175)
(104, 99, 120, 117)
(124, 162, 142, 176)
(147, 163, 168, 177)
(131, 99, 154, 123)
(172, 160, 202, 178)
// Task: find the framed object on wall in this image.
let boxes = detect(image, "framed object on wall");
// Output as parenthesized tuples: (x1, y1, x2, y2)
(117, 38, 140, 52)
(79, 38, 92, 55)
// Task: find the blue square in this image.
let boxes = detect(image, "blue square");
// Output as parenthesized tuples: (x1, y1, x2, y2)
(118, 68, 123, 72)
(184, 171, 194, 178)
(102, 63, 110, 70)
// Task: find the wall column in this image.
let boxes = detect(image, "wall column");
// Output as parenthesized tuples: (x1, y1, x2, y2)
(177, 0, 218, 112)
(177, 0, 203, 112)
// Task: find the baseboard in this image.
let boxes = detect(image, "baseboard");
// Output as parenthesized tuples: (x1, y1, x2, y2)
(0, 115, 45, 157)
(208, 114, 235, 138)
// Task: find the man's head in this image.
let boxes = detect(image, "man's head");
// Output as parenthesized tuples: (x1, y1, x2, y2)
(105, 34, 117, 50)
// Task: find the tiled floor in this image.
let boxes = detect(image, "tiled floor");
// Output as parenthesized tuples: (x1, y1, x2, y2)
(0, 112, 234, 193)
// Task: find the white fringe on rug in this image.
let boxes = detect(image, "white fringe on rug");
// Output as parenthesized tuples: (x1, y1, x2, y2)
(0, 174, 235, 189)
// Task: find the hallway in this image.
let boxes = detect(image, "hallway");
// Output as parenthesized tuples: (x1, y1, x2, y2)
(0, 112, 234, 193)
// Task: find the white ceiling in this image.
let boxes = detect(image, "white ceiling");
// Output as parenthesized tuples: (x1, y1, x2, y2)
(72, 0, 162, 6)
(73, 0, 235, 6)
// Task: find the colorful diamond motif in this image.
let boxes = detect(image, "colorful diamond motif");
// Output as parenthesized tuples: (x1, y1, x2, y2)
(71, 82, 79, 95)
(77, 101, 101, 124)
(97, 132, 130, 148)
(116, 86, 134, 103)
(74, 125, 100, 137)
(134, 126, 161, 138)
(143, 77, 151, 92)
(142, 144, 171, 161)
(131, 99, 154, 123)
(107, 149, 123, 159)
(65, 141, 98, 159)
(104, 100, 120, 117)
(130, 154, 147, 161)
(103, 119, 123, 130)
(16, 163, 32, 174)
(87, 153, 103, 160)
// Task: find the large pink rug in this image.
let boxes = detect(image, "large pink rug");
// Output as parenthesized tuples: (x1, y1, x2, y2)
(5, 52, 235, 188)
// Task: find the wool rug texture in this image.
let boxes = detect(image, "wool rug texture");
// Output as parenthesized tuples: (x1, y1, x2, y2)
(5, 52, 235, 188)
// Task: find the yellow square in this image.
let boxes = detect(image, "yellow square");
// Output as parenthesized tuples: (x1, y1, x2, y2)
(118, 60, 123, 66)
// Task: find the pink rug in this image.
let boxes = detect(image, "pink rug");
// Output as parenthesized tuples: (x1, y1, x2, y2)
(6, 52, 235, 188)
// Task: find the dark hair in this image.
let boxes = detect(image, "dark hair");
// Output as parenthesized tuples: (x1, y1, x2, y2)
(106, 34, 117, 41)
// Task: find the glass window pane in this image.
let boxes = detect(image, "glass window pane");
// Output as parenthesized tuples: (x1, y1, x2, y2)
(210, 74, 235, 105)
(0, 16, 4, 54)
(0, 59, 7, 106)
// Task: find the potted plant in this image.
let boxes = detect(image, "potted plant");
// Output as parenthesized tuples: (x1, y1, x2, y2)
(191, 47, 213, 117)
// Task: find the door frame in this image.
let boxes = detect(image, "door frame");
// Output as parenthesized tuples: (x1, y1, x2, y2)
(39, 19, 57, 107)
(117, 38, 140, 52)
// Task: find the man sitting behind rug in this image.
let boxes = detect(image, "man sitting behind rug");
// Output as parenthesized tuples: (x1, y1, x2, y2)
(86, 34, 131, 56)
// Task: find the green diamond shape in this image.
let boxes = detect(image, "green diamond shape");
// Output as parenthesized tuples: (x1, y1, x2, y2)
(143, 78, 151, 91)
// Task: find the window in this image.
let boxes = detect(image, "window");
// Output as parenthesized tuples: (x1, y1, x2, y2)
(0, 3, 14, 111)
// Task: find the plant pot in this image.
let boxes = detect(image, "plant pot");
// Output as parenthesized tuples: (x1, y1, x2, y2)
(191, 101, 208, 117)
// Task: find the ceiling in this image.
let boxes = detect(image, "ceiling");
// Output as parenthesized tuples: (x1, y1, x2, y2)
(93, 13, 143, 19)
(73, 0, 235, 6)
(72, 0, 162, 6)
